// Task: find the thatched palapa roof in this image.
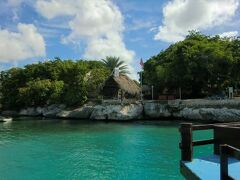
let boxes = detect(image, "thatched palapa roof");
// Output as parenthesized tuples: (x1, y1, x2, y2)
(114, 75, 140, 95)
(103, 75, 140, 96)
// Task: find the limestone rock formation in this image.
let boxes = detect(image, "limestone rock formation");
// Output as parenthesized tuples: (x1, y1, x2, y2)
(180, 107, 240, 122)
(90, 103, 143, 120)
(19, 107, 41, 116)
(57, 106, 93, 119)
(42, 104, 66, 118)
(144, 102, 171, 118)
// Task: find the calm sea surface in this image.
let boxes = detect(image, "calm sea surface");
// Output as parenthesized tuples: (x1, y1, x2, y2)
(0, 119, 212, 180)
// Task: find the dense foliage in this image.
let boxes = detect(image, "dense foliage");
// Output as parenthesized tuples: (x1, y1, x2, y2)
(1, 32, 240, 109)
(144, 32, 240, 98)
(0, 59, 110, 109)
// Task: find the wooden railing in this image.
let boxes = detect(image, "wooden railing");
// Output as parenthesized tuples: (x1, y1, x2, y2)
(179, 122, 240, 179)
(179, 122, 240, 161)
(179, 123, 215, 161)
(220, 145, 240, 180)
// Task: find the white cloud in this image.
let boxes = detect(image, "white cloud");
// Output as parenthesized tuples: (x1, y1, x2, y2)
(149, 27, 158, 33)
(84, 33, 135, 63)
(0, 23, 46, 63)
(219, 31, 238, 38)
(36, 0, 77, 19)
(155, 0, 240, 42)
(36, 0, 136, 77)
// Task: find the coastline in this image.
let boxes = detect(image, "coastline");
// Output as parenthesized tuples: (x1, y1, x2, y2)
(1, 99, 240, 122)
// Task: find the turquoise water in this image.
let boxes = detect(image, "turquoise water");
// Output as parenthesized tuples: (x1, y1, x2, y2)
(0, 120, 212, 180)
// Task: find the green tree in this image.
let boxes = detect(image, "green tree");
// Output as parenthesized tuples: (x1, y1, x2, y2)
(144, 31, 239, 98)
(85, 68, 110, 98)
(0, 59, 110, 109)
(18, 79, 64, 106)
(101, 56, 129, 74)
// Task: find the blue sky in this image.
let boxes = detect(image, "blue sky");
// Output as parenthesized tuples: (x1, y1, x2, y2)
(0, 0, 240, 79)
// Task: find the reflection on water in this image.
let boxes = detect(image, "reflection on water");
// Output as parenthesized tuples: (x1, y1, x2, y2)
(0, 119, 212, 180)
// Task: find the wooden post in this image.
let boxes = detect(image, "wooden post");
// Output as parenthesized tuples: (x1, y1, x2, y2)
(151, 85, 154, 100)
(179, 87, 182, 100)
(220, 145, 229, 180)
(140, 71, 143, 101)
(180, 123, 193, 161)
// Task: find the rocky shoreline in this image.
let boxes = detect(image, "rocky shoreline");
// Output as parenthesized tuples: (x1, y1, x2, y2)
(1, 99, 240, 122)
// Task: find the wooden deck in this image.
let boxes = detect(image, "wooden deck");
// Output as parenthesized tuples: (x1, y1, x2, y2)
(179, 123, 240, 180)
(181, 155, 240, 179)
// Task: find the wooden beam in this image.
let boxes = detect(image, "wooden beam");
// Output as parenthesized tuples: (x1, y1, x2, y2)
(214, 126, 240, 154)
(180, 123, 193, 161)
(193, 139, 214, 146)
(220, 145, 239, 180)
(220, 145, 229, 180)
(192, 124, 214, 130)
(226, 145, 240, 160)
(180, 161, 200, 180)
(192, 122, 240, 131)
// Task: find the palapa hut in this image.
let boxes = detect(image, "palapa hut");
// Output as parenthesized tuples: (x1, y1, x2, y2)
(102, 73, 140, 100)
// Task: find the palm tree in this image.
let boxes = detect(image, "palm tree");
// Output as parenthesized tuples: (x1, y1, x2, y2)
(101, 56, 129, 75)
